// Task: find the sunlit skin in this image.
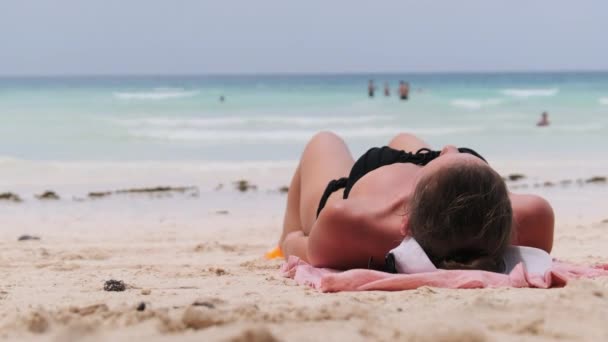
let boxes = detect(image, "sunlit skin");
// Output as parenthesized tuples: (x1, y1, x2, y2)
(279, 132, 554, 270)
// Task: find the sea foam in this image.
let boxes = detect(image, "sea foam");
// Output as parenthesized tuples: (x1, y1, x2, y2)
(599, 97, 608, 105)
(501, 88, 558, 98)
(450, 99, 503, 110)
(111, 115, 394, 128)
(113, 88, 199, 100)
(128, 126, 485, 143)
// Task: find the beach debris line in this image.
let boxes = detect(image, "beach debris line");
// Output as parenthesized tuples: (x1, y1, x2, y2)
(0, 192, 22, 202)
(36, 191, 60, 200)
(88, 186, 199, 199)
(88, 191, 113, 198)
(586, 176, 607, 184)
(18, 235, 41, 241)
(103, 279, 126, 292)
(234, 179, 257, 192)
(506, 173, 526, 181)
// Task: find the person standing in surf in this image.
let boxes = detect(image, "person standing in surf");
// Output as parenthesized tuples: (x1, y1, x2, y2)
(537, 112, 550, 127)
(384, 82, 391, 97)
(368, 80, 376, 98)
(399, 81, 410, 100)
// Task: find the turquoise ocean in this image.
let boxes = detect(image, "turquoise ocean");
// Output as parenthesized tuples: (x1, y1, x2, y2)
(1, 72, 607, 164)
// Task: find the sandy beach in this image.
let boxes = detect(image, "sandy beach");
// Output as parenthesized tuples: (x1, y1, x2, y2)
(2, 1, 608, 340)
(0, 162, 607, 342)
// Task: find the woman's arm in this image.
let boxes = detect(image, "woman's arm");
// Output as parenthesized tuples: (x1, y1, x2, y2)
(305, 197, 405, 270)
(509, 193, 555, 252)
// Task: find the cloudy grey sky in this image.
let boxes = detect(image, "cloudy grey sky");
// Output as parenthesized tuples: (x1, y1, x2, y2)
(0, 0, 606, 75)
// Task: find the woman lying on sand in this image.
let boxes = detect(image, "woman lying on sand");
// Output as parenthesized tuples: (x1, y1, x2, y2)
(276, 131, 554, 273)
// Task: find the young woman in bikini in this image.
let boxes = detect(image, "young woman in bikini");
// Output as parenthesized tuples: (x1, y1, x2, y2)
(276, 131, 554, 273)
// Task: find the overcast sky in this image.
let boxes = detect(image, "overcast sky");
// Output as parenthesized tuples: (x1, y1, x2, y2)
(0, 0, 606, 75)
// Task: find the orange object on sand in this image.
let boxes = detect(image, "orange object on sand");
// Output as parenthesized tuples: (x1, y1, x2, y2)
(265, 246, 284, 259)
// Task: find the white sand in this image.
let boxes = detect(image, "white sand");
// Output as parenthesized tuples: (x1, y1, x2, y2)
(1, 163, 607, 341)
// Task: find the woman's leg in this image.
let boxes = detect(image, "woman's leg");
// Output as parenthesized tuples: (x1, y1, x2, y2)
(279, 131, 354, 244)
(387, 133, 431, 152)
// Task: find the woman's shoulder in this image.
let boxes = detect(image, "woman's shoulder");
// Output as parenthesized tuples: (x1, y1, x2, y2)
(509, 193, 554, 252)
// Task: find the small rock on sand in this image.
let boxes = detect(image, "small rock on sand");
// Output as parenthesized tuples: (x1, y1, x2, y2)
(141, 288, 151, 295)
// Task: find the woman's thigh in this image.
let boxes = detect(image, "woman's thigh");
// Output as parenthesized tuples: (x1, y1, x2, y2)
(387, 133, 431, 152)
(299, 132, 354, 233)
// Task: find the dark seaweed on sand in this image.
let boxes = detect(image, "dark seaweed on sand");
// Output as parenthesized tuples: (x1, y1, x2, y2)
(88, 191, 113, 198)
(0, 192, 22, 202)
(586, 176, 607, 184)
(88, 186, 199, 199)
(18, 235, 40, 241)
(36, 191, 60, 200)
(103, 279, 126, 292)
(234, 180, 257, 192)
(507, 174, 526, 181)
(115, 186, 197, 194)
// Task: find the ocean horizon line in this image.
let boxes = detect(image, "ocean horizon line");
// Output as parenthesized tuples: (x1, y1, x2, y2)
(2, 69, 608, 79)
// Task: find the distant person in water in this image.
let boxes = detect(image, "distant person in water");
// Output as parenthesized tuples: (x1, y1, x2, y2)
(399, 81, 410, 100)
(384, 82, 391, 97)
(537, 112, 550, 127)
(219, 95, 225, 103)
(368, 80, 376, 98)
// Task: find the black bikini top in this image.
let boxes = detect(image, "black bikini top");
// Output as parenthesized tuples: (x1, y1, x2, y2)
(343, 146, 487, 199)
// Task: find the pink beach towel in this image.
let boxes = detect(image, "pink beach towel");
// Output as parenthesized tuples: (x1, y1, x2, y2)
(281, 256, 608, 292)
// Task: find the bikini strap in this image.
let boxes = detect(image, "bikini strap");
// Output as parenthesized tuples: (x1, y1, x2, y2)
(316, 177, 348, 218)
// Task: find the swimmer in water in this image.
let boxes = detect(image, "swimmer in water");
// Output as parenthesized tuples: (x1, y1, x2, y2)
(399, 81, 410, 100)
(537, 112, 550, 127)
(384, 82, 390, 97)
(368, 80, 376, 98)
